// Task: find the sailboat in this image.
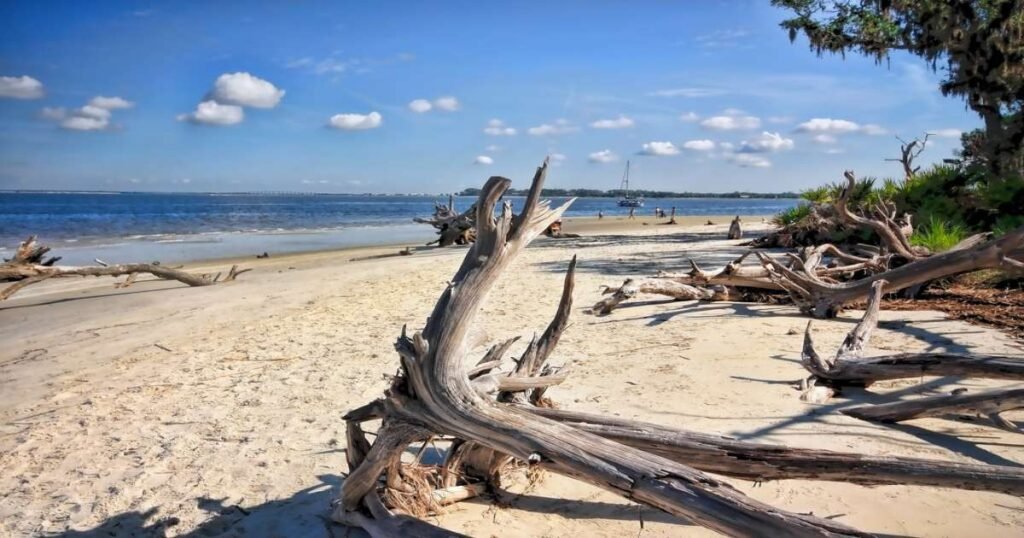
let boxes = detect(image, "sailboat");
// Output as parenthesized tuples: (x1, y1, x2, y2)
(617, 160, 644, 207)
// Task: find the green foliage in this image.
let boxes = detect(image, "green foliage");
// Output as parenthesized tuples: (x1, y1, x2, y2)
(772, 203, 813, 227)
(799, 177, 875, 207)
(911, 217, 968, 252)
(773, 0, 1024, 177)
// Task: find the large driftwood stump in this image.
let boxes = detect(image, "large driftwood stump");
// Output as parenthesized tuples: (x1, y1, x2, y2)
(415, 195, 477, 247)
(0, 236, 250, 301)
(332, 159, 1024, 537)
(727, 215, 742, 240)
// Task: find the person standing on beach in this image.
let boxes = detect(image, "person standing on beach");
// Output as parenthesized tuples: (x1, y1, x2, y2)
(628, 207, 636, 219)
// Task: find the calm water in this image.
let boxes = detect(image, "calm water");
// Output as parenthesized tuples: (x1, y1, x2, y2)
(0, 192, 796, 264)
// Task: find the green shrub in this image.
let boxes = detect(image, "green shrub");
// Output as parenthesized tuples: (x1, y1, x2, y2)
(772, 203, 813, 227)
(911, 217, 968, 252)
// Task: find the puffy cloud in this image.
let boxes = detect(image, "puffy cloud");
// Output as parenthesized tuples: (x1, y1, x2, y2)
(40, 107, 66, 120)
(679, 112, 700, 122)
(588, 149, 618, 163)
(527, 119, 578, 136)
(474, 155, 494, 165)
(89, 96, 134, 110)
(61, 115, 109, 131)
(738, 131, 794, 153)
(589, 115, 634, 129)
(648, 87, 722, 98)
(78, 105, 112, 120)
(812, 134, 837, 144)
(177, 100, 245, 125)
(930, 128, 962, 138)
(433, 96, 460, 111)
(209, 72, 285, 109)
(549, 153, 567, 164)
(795, 118, 860, 134)
(682, 139, 716, 152)
(639, 141, 680, 156)
(328, 111, 382, 130)
(483, 119, 516, 136)
(700, 114, 760, 130)
(728, 153, 771, 168)
(409, 96, 460, 113)
(0, 75, 44, 99)
(408, 99, 432, 113)
(860, 124, 887, 135)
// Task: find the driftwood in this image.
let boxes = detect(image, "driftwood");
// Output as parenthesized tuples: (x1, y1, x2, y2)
(415, 195, 477, 247)
(727, 215, 742, 240)
(333, 161, 881, 537)
(0, 236, 250, 301)
(530, 406, 1024, 495)
(885, 134, 930, 181)
(760, 222, 1024, 318)
(330, 160, 1024, 537)
(843, 388, 1024, 433)
(798, 281, 1024, 405)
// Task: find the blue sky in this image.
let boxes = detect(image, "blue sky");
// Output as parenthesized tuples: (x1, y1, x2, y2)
(0, 1, 979, 194)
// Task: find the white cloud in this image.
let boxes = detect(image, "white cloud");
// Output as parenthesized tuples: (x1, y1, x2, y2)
(700, 114, 760, 130)
(408, 99, 432, 113)
(812, 134, 837, 144)
(89, 96, 134, 110)
(589, 115, 634, 129)
(527, 119, 578, 136)
(474, 155, 494, 165)
(0, 75, 44, 99)
(61, 115, 109, 131)
(639, 141, 680, 156)
(177, 100, 245, 125)
(483, 119, 516, 136)
(328, 111, 382, 130)
(825, 148, 845, 154)
(738, 131, 794, 153)
(648, 87, 722, 98)
(679, 112, 700, 122)
(682, 139, 716, 152)
(78, 105, 112, 120)
(209, 72, 285, 109)
(588, 149, 619, 163)
(860, 124, 887, 136)
(930, 128, 962, 138)
(433, 96, 460, 111)
(549, 153, 567, 162)
(728, 153, 771, 168)
(40, 107, 66, 120)
(795, 118, 861, 134)
(410, 96, 460, 113)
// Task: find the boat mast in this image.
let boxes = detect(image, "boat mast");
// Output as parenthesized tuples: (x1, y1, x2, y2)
(622, 160, 631, 198)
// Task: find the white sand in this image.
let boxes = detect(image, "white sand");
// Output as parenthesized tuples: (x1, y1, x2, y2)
(1, 221, 1022, 537)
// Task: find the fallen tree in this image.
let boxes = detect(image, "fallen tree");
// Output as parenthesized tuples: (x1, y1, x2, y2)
(0, 236, 249, 301)
(593, 170, 1023, 317)
(331, 161, 1023, 537)
(415, 195, 477, 247)
(797, 281, 1024, 405)
(842, 388, 1024, 433)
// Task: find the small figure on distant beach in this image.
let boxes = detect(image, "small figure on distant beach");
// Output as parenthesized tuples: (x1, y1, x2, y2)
(654, 207, 661, 218)
(628, 207, 636, 219)
(598, 210, 604, 219)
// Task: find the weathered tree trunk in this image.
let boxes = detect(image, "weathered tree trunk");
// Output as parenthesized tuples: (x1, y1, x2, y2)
(334, 160, 873, 537)
(415, 200, 477, 247)
(798, 281, 1024, 405)
(529, 406, 1024, 494)
(727, 216, 742, 240)
(842, 388, 1024, 433)
(0, 236, 249, 301)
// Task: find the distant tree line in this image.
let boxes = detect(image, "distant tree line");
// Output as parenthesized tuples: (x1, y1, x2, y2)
(456, 187, 800, 199)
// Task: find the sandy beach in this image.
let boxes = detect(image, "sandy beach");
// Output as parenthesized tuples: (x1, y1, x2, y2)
(2, 219, 1022, 537)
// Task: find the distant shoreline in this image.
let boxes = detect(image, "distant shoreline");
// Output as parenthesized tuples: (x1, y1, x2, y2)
(1, 189, 801, 199)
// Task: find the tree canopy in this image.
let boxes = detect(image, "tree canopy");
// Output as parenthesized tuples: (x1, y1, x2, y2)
(772, 0, 1024, 177)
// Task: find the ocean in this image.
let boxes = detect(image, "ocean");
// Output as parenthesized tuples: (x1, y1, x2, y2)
(0, 192, 798, 264)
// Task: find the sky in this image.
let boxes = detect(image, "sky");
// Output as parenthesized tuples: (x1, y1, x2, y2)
(0, 1, 980, 194)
